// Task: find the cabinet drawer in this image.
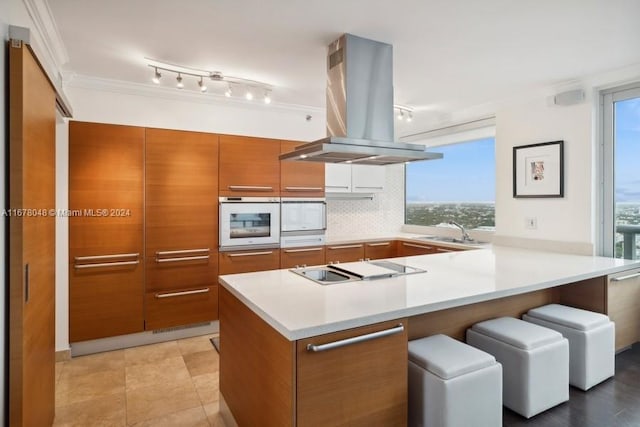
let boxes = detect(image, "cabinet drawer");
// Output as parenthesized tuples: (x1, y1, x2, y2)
(297, 319, 408, 426)
(364, 241, 397, 260)
(608, 269, 640, 350)
(70, 259, 144, 342)
(280, 246, 326, 269)
(325, 244, 364, 263)
(219, 249, 281, 275)
(145, 250, 218, 292)
(398, 241, 436, 256)
(145, 285, 218, 330)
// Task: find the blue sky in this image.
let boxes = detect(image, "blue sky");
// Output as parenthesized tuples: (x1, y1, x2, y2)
(615, 97, 640, 202)
(406, 137, 495, 203)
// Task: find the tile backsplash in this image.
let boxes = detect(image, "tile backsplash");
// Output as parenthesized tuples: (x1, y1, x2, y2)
(326, 164, 405, 240)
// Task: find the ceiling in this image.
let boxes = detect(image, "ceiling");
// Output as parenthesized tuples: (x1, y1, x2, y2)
(49, 0, 640, 129)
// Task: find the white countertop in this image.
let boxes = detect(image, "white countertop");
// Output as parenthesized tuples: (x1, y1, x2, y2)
(218, 246, 639, 340)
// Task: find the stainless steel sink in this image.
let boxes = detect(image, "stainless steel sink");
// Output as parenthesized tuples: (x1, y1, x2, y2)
(413, 236, 487, 245)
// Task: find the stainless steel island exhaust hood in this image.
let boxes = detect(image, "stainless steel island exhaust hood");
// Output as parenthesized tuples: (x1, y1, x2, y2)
(280, 34, 442, 165)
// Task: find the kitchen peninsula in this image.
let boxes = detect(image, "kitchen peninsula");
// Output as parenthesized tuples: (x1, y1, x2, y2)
(218, 246, 640, 426)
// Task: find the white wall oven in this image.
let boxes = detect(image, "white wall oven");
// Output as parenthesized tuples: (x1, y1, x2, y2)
(280, 198, 326, 248)
(219, 197, 281, 250)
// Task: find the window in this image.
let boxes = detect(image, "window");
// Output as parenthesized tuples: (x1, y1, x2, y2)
(601, 85, 640, 259)
(405, 137, 495, 230)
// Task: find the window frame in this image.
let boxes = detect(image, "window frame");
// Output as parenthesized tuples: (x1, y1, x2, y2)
(598, 83, 640, 257)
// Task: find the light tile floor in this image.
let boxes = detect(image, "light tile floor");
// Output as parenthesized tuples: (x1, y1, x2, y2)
(53, 334, 226, 427)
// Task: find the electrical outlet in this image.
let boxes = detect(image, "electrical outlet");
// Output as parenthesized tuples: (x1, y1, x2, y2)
(525, 217, 537, 230)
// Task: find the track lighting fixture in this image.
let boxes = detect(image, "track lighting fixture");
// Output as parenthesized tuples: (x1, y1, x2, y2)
(394, 105, 414, 123)
(146, 59, 273, 103)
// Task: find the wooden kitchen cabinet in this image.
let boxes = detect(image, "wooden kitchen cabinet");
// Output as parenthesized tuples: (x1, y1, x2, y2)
(280, 140, 325, 197)
(398, 241, 437, 256)
(364, 240, 397, 259)
(219, 249, 281, 275)
(325, 243, 365, 263)
(607, 268, 640, 350)
(69, 121, 145, 342)
(145, 128, 219, 329)
(280, 246, 326, 269)
(219, 135, 281, 197)
(296, 319, 408, 426)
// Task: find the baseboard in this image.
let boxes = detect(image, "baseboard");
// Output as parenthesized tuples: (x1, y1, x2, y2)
(55, 349, 71, 362)
(70, 320, 219, 357)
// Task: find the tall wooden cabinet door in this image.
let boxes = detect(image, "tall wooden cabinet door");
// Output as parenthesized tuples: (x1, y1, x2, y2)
(219, 135, 281, 196)
(145, 128, 219, 329)
(296, 319, 408, 426)
(608, 269, 640, 350)
(9, 41, 57, 427)
(280, 140, 324, 197)
(69, 121, 145, 342)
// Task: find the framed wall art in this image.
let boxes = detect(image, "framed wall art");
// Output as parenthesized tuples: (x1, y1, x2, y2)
(513, 140, 564, 198)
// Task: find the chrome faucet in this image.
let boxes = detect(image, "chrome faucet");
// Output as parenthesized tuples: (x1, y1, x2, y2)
(448, 221, 473, 242)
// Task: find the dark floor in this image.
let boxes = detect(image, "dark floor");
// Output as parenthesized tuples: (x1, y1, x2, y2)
(503, 344, 640, 427)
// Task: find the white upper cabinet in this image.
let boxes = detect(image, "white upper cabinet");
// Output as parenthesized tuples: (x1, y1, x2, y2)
(325, 164, 386, 193)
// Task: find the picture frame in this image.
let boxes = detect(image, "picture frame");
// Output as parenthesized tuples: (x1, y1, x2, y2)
(513, 140, 564, 198)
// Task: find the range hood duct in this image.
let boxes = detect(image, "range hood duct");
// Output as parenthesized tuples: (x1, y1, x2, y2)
(280, 34, 442, 165)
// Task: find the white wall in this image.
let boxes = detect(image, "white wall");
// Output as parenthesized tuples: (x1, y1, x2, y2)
(494, 95, 594, 252)
(1, 5, 8, 424)
(65, 82, 325, 140)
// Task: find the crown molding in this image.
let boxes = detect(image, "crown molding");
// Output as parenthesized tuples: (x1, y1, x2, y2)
(65, 73, 325, 115)
(22, 0, 69, 73)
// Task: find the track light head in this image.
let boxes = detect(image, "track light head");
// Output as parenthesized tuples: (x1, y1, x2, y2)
(264, 90, 271, 104)
(397, 110, 404, 120)
(198, 77, 207, 92)
(225, 85, 233, 97)
(245, 90, 253, 101)
(152, 68, 161, 84)
(176, 74, 184, 89)
(407, 112, 413, 122)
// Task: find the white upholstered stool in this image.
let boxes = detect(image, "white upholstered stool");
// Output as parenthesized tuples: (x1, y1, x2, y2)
(466, 317, 569, 418)
(523, 304, 615, 391)
(408, 334, 502, 427)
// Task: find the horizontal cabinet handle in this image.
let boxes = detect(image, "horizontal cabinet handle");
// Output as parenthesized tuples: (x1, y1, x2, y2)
(284, 247, 323, 253)
(327, 244, 363, 250)
(74, 253, 139, 262)
(228, 185, 273, 191)
(284, 186, 323, 191)
(354, 186, 383, 189)
(325, 185, 349, 189)
(227, 251, 274, 257)
(156, 248, 209, 256)
(306, 324, 404, 352)
(74, 260, 139, 269)
(367, 242, 390, 247)
(402, 243, 433, 249)
(611, 272, 640, 281)
(436, 248, 453, 252)
(156, 255, 210, 263)
(155, 288, 210, 299)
